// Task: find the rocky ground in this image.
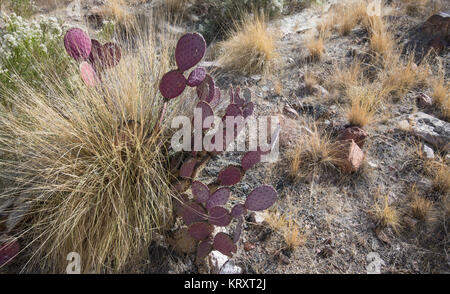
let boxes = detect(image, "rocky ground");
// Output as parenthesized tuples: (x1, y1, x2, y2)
(1, 0, 449, 274)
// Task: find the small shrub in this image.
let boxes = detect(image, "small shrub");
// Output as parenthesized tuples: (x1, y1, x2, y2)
(0, 13, 71, 95)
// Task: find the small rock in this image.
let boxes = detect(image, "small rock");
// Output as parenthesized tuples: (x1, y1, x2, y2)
(334, 140, 365, 173)
(387, 191, 398, 205)
(423, 12, 450, 37)
(423, 144, 435, 159)
(374, 226, 391, 245)
(283, 105, 299, 119)
(219, 259, 243, 274)
(338, 126, 368, 148)
(251, 75, 262, 82)
(251, 211, 267, 224)
(208, 251, 230, 274)
(279, 253, 290, 264)
(244, 241, 255, 251)
(428, 36, 447, 53)
(404, 112, 450, 151)
(311, 85, 329, 98)
(368, 160, 378, 168)
(417, 93, 433, 108)
(397, 120, 411, 131)
(318, 247, 334, 259)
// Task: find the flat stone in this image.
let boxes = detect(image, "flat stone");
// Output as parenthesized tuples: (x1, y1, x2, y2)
(423, 144, 435, 159)
(402, 112, 450, 151)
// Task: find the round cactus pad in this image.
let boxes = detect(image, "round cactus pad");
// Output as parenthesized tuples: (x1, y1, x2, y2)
(245, 185, 277, 211)
(102, 42, 122, 68)
(88, 39, 103, 67)
(213, 233, 237, 257)
(218, 166, 243, 186)
(208, 206, 231, 227)
(64, 28, 92, 61)
(182, 202, 207, 226)
(159, 70, 187, 100)
(209, 87, 221, 108)
(192, 181, 210, 204)
(175, 33, 206, 71)
(196, 74, 215, 102)
(180, 157, 197, 179)
(196, 101, 214, 129)
(174, 194, 189, 217)
(206, 187, 231, 211)
(197, 241, 213, 259)
(187, 67, 206, 87)
(231, 204, 247, 218)
(241, 151, 262, 171)
(0, 239, 19, 266)
(188, 222, 214, 241)
(80, 62, 99, 87)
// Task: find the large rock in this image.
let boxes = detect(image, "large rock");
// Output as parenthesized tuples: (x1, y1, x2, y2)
(334, 140, 365, 173)
(401, 112, 450, 151)
(423, 12, 449, 39)
(338, 126, 368, 148)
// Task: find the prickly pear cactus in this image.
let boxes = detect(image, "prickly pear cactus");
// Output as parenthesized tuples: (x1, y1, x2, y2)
(158, 32, 279, 261)
(64, 28, 122, 86)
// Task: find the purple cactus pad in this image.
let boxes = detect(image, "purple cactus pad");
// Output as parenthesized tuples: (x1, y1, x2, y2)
(231, 204, 247, 218)
(182, 202, 207, 226)
(196, 101, 214, 129)
(197, 241, 213, 259)
(241, 151, 262, 171)
(188, 222, 214, 241)
(223, 104, 242, 120)
(196, 74, 215, 102)
(192, 181, 210, 204)
(187, 67, 206, 87)
(175, 33, 206, 71)
(206, 187, 231, 211)
(102, 42, 122, 69)
(159, 70, 187, 100)
(88, 39, 103, 68)
(245, 185, 277, 211)
(64, 28, 92, 61)
(209, 87, 221, 109)
(218, 166, 243, 186)
(180, 157, 197, 179)
(213, 233, 237, 257)
(208, 206, 231, 227)
(174, 194, 189, 217)
(242, 102, 254, 118)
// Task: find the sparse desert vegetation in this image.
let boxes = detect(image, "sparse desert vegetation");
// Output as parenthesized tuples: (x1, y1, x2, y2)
(0, 0, 449, 275)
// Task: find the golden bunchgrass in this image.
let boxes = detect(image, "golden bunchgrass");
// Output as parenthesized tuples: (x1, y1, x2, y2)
(431, 76, 449, 121)
(0, 16, 191, 273)
(288, 125, 338, 180)
(345, 84, 386, 127)
(305, 33, 325, 61)
(218, 13, 278, 75)
(368, 16, 395, 58)
(370, 192, 402, 232)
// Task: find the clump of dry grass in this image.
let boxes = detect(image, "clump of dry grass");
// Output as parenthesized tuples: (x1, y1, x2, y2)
(431, 76, 449, 120)
(381, 53, 421, 96)
(218, 13, 278, 75)
(331, 59, 363, 90)
(430, 163, 450, 194)
(101, 0, 133, 25)
(401, 0, 431, 15)
(370, 192, 402, 232)
(345, 84, 385, 127)
(410, 196, 434, 222)
(305, 33, 325, 61)
(0, 17, 189, 273)
(288, 125, 337, 180)
(368, 16, 395, 58)
(304, 70, 318, 91)
(164, 0, 192, 13)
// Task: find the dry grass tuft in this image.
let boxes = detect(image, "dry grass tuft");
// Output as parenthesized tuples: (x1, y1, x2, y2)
(288, 125, 337, 180)
(0, 16, 189, 273)
(305, 33, 325, 61)
(304, 70, 318, 92)
(345, 84, 385, 127)
(370, 192, 402, 232)
(431, 76, 449, 121)
(164, 0, 192, 13)
(101, 0, 133, 25)
(368, 16, 395, 58)
(218, 13, 278, 75)
(430, 162, 450, 195)
(410, 196, 434, 222)
(331, 59, 363, 91)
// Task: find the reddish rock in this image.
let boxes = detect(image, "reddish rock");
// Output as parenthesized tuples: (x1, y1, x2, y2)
(428, 36, 447, 53)
(423, 12, 449, 38)
(334, 140, 364, 173)
(244, 241, 255, 251)
(338, 127, 368, 148)
(417, 93, 433, 108)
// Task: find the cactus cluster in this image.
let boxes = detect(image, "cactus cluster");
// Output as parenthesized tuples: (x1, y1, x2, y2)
(159, 32, 279, 259)
(64, 28, 122, 86)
